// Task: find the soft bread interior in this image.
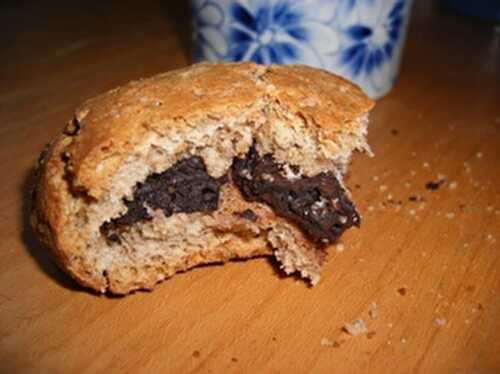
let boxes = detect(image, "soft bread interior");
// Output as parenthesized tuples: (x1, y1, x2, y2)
(96, 184, 324, 294)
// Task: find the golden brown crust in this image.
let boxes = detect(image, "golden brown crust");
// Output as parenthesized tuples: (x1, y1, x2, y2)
(67, 63, 269, 198)
(63, 62, 372, 198)
(263, 64, 374, 132)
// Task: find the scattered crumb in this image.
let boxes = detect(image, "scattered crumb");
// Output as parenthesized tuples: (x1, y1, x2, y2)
(368, 205, 375, 212)
(465, 319, 471, 325)
(404, 181, 411, 188)
(408, 195, 424, 202)
(387, 340, 392, 345)
(343, 319, 368, 336)
(373, 176, 379, 182)
(398, 287, 407, 296)
(476, 152, 483, 159)
(401, 338, 407, 344)
(437, 173, 447, 181)
(425, 180, 444, 191)
(410, 170, 416, 176)
(434, 317, 447, 327)
(411, 151, 417, 157)
(465, 285, 476, 292)
(368, 302, 378, 320)
(423, 162, 430, 168)
(336, 243, 345, 253)
(391, 129, 399, 136)
(478, 303, 484, 311)
(463, 243, 469, 248)
(321, 337, 334, 347)
(192, 350, 201, 358)
(367, 332, 376, 339)
(445, 212, 456, 219)
(409, 209, 416, 216)
(379, 185, 388, 191)
(355, 184, 361, 189)
(388, 323, 394, 328)
(486, 206, 494, 212)
(463, 162, 471, 173)
(231, 357, 238, 363)
(272, 337, 277, 341)
(387, 193, 393, 200)
(449, 181, 458, 190)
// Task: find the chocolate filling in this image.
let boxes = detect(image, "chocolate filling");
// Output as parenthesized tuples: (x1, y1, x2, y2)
(100, 144, 359, 245)
(100, 156, 225, 242)
(232, 145, 359, 244)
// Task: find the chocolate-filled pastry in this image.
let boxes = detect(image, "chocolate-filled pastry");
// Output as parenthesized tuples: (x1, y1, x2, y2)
(31, 63, 374, 294)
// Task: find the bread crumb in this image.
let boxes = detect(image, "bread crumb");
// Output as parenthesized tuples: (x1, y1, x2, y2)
(231, 357, 238, 363)
(321, 337, 334, 347)
(426, 180, 444, 191)
(367, 331, 376, 339)
(192, 350, 201, 358)
(368, 205, 375, 212)
(445, 212, 455, 219)
(409, 209, 416, 216)
(398, 287, 407, 296)
(437, 173, 447, 181)
(463, 162, 471, 173)
(336, 243, 345, 253)
(388, 323, 394, 328)
(465, 319, 471, 325)
(373, 176, 379, 182)
(343, 319, 368, 336)
(486, 206, 493, 212)
(379, 185, 388, 192)
(449, 181, 458, 190)
(423, 162, 430, 168)
(476, 152, 483, 159)
(368, 302, 378, 320)
(434, 317, 447, 327)
(410, 170, 416, 177)
(404, 182, 411, 188)
(401, 338, 407, 344)
(411, 151, 417, 157)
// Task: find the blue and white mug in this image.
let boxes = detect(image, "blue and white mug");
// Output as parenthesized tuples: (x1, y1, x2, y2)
(191, 0, 413, 98)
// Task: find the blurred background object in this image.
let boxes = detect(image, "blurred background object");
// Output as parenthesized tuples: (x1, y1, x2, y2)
(192, 0, 414, 98)
(441, 0, 500, 22)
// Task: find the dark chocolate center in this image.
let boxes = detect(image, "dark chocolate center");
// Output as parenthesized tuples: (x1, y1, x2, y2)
(100, 144, 359, 245)
(231, 145, 359, 244)
(100, 156, 225, 242)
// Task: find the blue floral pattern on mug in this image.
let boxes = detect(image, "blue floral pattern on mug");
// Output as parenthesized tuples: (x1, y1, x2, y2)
(191, 0, 413, 98)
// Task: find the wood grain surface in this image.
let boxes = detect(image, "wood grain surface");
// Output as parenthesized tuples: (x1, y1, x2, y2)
(1, 1, 499, 373)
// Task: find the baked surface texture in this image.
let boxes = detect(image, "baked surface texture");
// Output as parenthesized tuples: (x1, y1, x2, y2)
(31, 62, 374, 294)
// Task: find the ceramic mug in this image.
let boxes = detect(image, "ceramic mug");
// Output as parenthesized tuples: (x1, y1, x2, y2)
(191, 0, 413, 98)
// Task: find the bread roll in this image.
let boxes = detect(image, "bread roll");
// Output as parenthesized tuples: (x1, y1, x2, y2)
(31, 62, 374, 294)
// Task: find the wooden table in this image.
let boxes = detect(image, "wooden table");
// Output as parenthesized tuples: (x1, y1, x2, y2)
(1, 1, 499, 372)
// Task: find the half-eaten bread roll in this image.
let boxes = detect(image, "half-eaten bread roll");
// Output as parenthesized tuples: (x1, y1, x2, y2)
(31, 62, 374, 294)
